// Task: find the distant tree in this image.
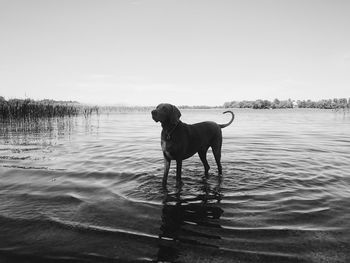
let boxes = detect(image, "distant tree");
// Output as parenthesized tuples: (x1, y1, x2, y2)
(223, 101, 240, 108)
(338, 98, 347, 108)
(263, 100, 272, 109)
(223, 101, 231, 108)
(277, 99, 292, 108)
(317, 99, 332, 109)
(252, 100, 262, 109)
(272, 98, 280, 109)
(239, 100, 254, 108)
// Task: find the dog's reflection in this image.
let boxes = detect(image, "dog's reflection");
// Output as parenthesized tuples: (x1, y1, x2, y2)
(156, 177, 224, 262)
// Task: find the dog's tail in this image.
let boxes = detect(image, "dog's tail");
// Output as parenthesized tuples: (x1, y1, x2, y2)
(219, 110, 235, 128)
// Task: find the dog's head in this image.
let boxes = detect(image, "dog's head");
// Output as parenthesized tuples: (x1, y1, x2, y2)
(152, 103, 181, 125)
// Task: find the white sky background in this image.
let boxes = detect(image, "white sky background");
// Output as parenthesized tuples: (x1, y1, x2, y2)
(0, 0, 349, 106)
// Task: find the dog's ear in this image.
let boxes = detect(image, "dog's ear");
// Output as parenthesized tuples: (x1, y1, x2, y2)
(170, 105, 181, 124)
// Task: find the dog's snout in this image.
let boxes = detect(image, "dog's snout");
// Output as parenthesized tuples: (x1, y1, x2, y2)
(151, 109, 159, 122)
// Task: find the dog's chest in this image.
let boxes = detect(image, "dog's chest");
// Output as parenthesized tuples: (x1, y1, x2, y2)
(161, 139, 176, 160)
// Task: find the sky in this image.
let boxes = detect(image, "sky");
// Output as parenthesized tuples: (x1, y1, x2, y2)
(0, 0, 349, 106)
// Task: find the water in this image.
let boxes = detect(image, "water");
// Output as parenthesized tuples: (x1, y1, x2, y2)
(0, 109, 349, 262)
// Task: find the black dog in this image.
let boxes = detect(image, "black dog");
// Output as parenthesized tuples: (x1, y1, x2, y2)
(152, 103, 234, 187)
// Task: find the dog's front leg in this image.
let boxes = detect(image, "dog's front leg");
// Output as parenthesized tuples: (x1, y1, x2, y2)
(176, 160, 182, 187)
(162, 155, 171, 187)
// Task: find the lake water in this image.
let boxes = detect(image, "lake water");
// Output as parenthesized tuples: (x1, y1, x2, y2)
(0, 108, 349, 262)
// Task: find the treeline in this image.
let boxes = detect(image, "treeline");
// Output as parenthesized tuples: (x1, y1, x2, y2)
(0, 96, 99, 121)
(179, 105, 218, 109)
(297, 98, 349, 109)
(98, 105, 153, 113)
(223, 98, 350, 109)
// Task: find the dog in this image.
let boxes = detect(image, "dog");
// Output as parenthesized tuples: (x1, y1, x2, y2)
(151, 103, 234, 187)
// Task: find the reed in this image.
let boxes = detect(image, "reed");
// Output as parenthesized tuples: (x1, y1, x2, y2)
(0, 97, 99, 121)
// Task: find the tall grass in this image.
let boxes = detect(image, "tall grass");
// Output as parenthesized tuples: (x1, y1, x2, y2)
(0, 98, 99, 121)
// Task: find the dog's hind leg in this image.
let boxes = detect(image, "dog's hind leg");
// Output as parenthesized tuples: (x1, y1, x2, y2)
(198, 148, 210, 175)
(211, 139, 223, 175)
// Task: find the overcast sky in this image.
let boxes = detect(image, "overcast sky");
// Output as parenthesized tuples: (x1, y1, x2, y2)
(1, 0, 349, 106)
